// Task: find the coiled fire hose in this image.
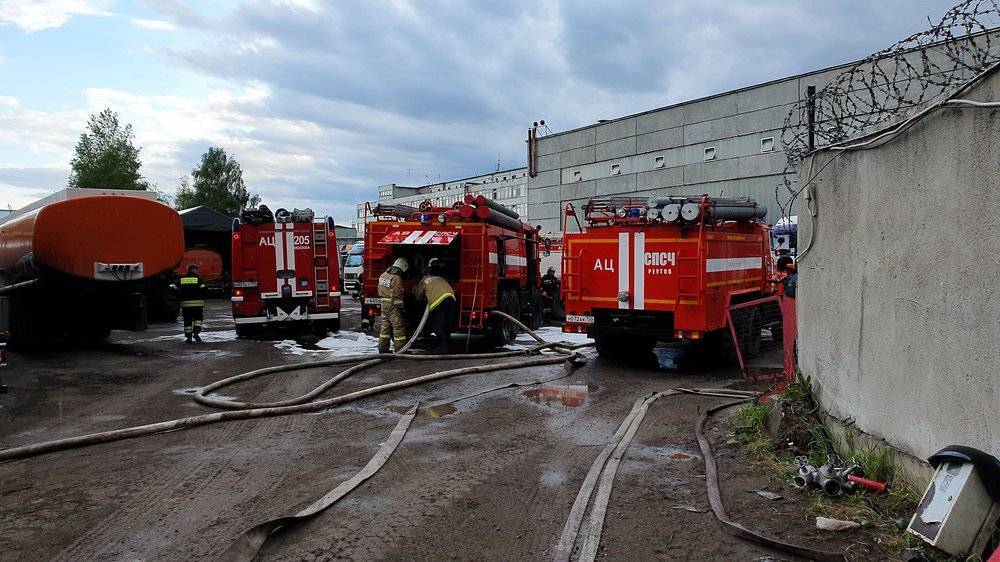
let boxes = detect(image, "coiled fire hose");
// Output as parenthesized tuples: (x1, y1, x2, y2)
(0, 308, 588, 463)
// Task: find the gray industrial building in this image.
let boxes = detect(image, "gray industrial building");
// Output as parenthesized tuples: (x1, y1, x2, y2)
(359, 61, 837, 235)
(361, 33, 994, 236)
(357, 169, 529, 232)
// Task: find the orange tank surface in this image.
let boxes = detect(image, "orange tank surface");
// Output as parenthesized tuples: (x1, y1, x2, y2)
(0, 195, 184, 281)
(175, 248, 223, 281)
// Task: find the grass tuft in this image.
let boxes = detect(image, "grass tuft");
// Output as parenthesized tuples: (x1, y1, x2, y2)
(725, 376, 943, 559)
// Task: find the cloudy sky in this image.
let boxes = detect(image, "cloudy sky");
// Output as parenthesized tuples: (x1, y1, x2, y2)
(0, 0, 959, 223)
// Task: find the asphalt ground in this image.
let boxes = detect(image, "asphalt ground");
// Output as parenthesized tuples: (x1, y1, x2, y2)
(0, 299, 896, 561)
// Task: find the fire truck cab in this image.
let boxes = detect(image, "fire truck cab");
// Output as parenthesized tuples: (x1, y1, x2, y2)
(362, 197, 544, 347)
(231, 206, 341, 336)
(562, 196, 777, 358)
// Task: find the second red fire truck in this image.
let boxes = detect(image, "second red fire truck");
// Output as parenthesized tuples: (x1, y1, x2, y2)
(230, 206, 341, 336)
(561, 196, 778, 359)
(362, 196, 545, 346)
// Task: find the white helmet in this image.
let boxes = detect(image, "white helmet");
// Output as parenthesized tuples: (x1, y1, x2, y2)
(392, 257, 409, 272)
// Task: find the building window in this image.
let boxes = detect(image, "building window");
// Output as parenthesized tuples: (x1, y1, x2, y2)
(610, 163, 621, 175)
(761, 137, 775, 152)
(654, 155, 665, 168)
(704, 147, 716, 161)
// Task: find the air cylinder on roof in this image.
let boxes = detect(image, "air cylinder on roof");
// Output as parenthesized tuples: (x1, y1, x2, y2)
(474, 205, 527, 231)
(474, 194, 520, 220)
(681, 200, 767, 222)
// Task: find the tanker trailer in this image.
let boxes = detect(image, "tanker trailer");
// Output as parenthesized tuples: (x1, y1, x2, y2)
(0, 188, 185, 343)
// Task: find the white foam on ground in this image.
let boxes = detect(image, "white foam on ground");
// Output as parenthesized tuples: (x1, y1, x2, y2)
(514, 326, 594, 346)
(126, 329, 238, 343)
(274, 331, 381, 356)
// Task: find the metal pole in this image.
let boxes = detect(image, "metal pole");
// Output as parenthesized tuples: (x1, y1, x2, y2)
(806, 85, 816, 151)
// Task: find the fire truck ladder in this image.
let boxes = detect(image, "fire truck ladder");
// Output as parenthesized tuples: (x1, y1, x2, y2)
(313, 221, 331, 308)
(460, 232, 487, 328)
(675, 225, 705, 306)
(561, 251, 582, 301)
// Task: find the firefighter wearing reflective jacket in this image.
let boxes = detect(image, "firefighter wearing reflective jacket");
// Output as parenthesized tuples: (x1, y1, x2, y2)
(378, 257, 409, 353)
(171, 264, 205, 343)
(414, 259, 456, 353)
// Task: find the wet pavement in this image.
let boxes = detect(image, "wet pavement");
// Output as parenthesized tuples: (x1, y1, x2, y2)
(0, 299, 875, 561)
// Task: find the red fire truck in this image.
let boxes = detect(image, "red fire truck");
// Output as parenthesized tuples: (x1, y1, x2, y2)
(362, 196, 545, 346)
(561, 196, 778, 359)
(230, 206, 341, 336)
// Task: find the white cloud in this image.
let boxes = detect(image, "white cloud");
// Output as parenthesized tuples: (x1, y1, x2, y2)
(0, 0, 112, 32)
(130, 17, 176, 31)
(0, 95, 19, 108)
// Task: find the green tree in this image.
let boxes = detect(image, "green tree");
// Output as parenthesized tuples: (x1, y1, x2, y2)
(68, 107, 148, 190)
(176, 147, 259, 216)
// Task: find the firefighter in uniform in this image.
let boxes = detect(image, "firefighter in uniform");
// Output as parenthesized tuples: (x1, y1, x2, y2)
(171, 264, 206, 343)
(414, 259, 456, 354)
(378, 257, 410, 353)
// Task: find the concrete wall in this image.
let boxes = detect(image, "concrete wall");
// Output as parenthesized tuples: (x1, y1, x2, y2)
(796, 71, 1000, 461)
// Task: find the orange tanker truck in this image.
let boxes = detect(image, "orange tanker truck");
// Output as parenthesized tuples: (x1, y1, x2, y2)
(0, 188, 185, 343)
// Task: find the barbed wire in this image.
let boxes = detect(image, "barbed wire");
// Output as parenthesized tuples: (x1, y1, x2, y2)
(776, 0, 1000, 221)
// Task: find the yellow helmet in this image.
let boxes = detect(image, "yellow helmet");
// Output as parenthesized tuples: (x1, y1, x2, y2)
(392, 257, 409, 272)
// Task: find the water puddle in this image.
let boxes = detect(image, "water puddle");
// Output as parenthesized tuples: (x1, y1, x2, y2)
(522, 384, 592, 409)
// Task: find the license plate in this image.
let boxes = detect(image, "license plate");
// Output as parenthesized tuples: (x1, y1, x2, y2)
(364, 297, 381, 305)
(565, 315, 595, 324)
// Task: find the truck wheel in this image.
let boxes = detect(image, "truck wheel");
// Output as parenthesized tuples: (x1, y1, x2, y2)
(743, 307, 762, 358)
(502, 290, 521, 343)
(552, 296, 566, 322)
(528, 292, 544, 330)
(485, 290, 519, 348)
(235, 324, 258, 339)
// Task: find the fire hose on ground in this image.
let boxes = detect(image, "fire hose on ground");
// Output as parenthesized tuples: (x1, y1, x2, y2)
(2, 308, 845, 561)
(555, 390, 846, 562)
(0, 308, 586, 463)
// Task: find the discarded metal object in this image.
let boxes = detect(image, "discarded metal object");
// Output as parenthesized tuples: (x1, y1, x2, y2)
(908, 446, 1000, 557)
(848, 475, 887, 493)
(792, 454, 859, 497)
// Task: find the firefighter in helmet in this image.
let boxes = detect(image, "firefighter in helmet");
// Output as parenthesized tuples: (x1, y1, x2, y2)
(378, 257, 410, 353)
(414, 258, 456, 354)
(171, 263, 206, 343)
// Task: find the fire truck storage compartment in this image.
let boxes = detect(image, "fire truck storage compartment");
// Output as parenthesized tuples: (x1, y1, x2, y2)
(362, 198, 543, 347)
(561, 195, 776, 360)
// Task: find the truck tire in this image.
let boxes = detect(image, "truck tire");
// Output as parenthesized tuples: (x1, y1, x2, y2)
(485, 289, 519, 347)
(742, 307, 762, 359)
(503, 290, 520, 343)
(528, 292, 544, 330)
